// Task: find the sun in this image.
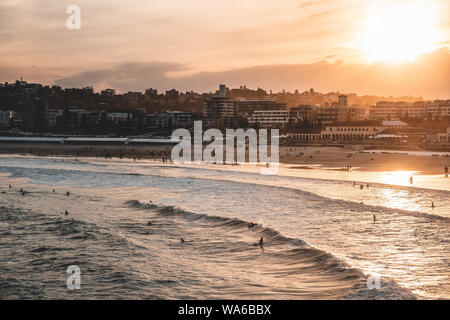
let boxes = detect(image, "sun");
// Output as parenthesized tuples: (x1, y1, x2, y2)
(357, 2, 440, 63)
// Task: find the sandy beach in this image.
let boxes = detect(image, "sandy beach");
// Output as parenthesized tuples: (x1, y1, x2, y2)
(280, 146, 450, 175)
(0, 142, 449, 175)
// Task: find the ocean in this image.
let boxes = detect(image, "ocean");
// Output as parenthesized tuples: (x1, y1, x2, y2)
(0, 155, 448, 299)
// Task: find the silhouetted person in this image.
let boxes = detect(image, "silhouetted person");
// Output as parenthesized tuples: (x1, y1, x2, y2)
(66, 191, 70, 197)
(180, 238, 185, 243)
(373, 214, 376, 223)
(259, 237, 264, 247)
(445, 166, 448, 178)
(360, 184, 364, 190)
(409, 176, 413, 185)
(53, 189, 55, 193)
(8, 185, 11, 189)
(65, 210, 69, 216)
(20, 188, 23, 193)
(147, 221, 152, 226)
(431, 202, 435, 209)
(22, 191, 26, 196)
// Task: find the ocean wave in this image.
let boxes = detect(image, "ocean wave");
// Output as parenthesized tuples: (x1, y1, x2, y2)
(125, 200, 417, 299)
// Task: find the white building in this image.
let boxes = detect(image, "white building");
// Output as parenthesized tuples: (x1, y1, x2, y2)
(249, 110, 289, 128)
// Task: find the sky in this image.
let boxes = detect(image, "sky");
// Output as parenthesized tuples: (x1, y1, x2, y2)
(0, 0, 449, 97)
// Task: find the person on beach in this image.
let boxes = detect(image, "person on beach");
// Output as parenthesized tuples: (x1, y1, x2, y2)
(8, 185, 11, 189)
(431, 202, 435, 209)
(65, 210, 69, 216)
(373, 214, 376, 223)
(445, 166, 448, 178)
(259, 237, 264, 247)
(66, 191, 70, 197)
(409, 176, 413, 184)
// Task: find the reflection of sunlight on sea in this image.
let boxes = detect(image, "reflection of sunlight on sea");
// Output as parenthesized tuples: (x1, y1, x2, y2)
(380, 171, 417, 187)
(377, 188, 421, 212)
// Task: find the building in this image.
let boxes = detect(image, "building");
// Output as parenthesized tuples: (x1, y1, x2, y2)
(237, 100, 287, 118)
(0, 111, 14, 127)
(382, 120, 408, 131)
(289, 124, 386, 143)
(289, 105, 318, 124)
(437, 128, 450, 143)
(167, 111, 192, 128)
(45, 109, 63, 128)
(146, 111, 193, 129)
(316, 106, 366, 124)
(249, 110, 289, 128)
(203, 84, 237, 127)
(107, 112, 132, 124)
(370, 100, 450, 120)
(338, 94, 348, 106)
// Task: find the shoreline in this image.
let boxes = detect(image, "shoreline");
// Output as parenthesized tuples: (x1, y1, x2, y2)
(0, 142, 449, 176)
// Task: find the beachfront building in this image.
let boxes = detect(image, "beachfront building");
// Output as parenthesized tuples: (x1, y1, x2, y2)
(146, 111, 193, 129)
(289, 123, 386, 143)
(203, 84, 237, 128)
(370, 100, 450, 120)
(437, 128, 450, 143)
(249, 110, 290, 128)
(382, 120, 408, 131)
(289, 105, 318, 124)
(237, 100, 287, 118)
(288, 105, 367, 125)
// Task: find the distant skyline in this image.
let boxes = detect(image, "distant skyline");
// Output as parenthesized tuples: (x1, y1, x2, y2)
(0, 0, 449, 98)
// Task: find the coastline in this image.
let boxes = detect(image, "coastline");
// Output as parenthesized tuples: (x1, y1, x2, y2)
(0, 142, 449, 176)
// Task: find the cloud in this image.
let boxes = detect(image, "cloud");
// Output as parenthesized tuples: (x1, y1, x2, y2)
(50, 48, 449, 98)
(54, 62, 188, 92)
